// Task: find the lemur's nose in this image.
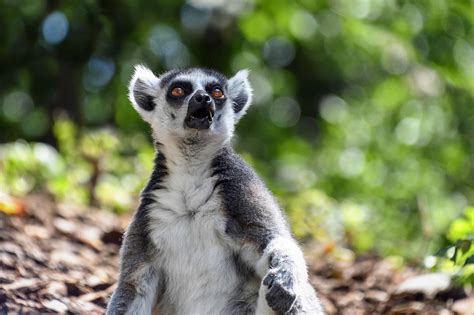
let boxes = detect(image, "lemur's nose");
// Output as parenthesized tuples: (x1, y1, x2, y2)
(193, 92, 212, 105)
(186, 90, 216, 130)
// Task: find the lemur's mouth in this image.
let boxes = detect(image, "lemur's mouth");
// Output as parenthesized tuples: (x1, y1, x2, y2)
(190, 108, 214, 121)
(185, 107, 215, 130)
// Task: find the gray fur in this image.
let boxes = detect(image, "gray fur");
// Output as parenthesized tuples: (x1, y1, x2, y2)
(107, 66, 324, 315)
(212, 146, 291, 251)
(133, 78, 155, 111)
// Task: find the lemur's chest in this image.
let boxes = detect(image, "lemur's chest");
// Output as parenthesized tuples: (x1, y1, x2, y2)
(149, 168, 222, 220)
(147, 172, 240, 313)
(146, 167, 230, 250)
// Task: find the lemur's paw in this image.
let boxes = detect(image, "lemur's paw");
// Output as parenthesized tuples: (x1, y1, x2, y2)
(263, 265, 298, 314)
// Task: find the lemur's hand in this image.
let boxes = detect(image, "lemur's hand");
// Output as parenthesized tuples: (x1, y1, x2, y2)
(263, 256, 300, 314)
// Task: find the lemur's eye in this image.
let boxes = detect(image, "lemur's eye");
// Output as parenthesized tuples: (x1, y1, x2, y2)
(211, 88, 224, 99)
(171, 87, 185, 98)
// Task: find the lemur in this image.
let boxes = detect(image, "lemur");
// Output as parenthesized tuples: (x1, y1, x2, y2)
(107, 65, 324, 315)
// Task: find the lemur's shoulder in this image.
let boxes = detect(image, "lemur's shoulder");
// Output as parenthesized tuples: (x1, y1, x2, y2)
(212, 146, 257, 181)
(212, 146, 291, 251)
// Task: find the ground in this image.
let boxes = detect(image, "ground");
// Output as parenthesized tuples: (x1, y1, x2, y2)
(0, 195, 473, 314)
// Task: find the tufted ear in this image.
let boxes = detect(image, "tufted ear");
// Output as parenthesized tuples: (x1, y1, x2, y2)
(227, 69, 253, 122)
(129, 65, 159, 122)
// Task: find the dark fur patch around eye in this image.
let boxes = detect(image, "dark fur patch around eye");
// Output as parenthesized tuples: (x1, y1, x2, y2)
(166, 81, 193, 106)
(168, 81, 193, 95)
(134, 78, 155, 111)
(160, 68, 227, 88)
(205, 82, 226, 107)
(232, 90, 249, 113)
(205, 82, 220, 92)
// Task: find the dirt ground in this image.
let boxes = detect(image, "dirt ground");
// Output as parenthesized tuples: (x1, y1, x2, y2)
(1, 195, 473, 314)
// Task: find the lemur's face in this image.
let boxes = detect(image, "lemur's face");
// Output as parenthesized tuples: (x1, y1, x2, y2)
(129, 66, 252, 144)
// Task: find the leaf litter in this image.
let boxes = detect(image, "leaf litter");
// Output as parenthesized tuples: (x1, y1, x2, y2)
(0, 194, 472, 314)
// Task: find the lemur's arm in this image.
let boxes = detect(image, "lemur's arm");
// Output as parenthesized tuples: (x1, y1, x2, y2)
(107, 152, 168, 315)
(213, 147, 324, 314)
(255, 236, 322, 314)
(107, 206, 161, 315)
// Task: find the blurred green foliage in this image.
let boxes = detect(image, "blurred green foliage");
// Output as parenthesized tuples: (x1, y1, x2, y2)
(1, 0, 473, 262)
(429, 207, 474, 284)
(0, 119, 154, 212)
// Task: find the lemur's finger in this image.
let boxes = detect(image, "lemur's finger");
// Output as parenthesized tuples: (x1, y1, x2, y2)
(263, 272, 276, 287)
(266, 282, 297, 313)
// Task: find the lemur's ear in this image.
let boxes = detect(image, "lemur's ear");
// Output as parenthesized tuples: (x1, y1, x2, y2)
(227, 69, 253, 122)
(129, 65, 159, 120)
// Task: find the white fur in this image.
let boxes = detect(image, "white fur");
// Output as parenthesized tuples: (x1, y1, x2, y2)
(147, 152, 240, 314)
(129, 65, 160, 124)
(227, 69, 253, 122)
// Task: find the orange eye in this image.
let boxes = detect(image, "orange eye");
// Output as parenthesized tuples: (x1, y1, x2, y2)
(171, 87, 185, 97)
(211, 88, 224, 99)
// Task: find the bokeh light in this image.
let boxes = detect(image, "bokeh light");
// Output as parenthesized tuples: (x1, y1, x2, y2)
(381, 43, 409, 75)
(339, 147, 365, 177)
(83, 57, 116, 92)
(395, 117, 421, 145)
(263, 37, 295, 68)
(21, 109, 49, 138)
(41, 11, 69, 45)
(180, 4, 212, 34)
(409, 66, 444, 97)
(248, 73, 272, 105)
(329, 0, 371, 19)
(453, 39, 474, 74)
(319, 95, 348, 124)
(2, 91, 33, 122)
(148, 24, 190, 69)
(317, 10, 341, 38)
(289, 10, 318, 40)
(269, 96, 301, 127)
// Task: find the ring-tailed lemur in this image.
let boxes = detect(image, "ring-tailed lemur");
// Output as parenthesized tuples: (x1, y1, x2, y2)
(107, 65, 324, 315)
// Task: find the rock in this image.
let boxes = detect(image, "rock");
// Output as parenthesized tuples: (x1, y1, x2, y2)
(24, 224, 50, 239)
(2, 278, 43, 292)
(337, 291, 365, 307)
(54, 217, 77, 234)
(42, 299, 68, 312)
(395, 273, 451, 298)
(43, 281, 67, 298)
(54, 218, 103, 250)
(364, 289, 389, 303)
(452, 297, 474, 315)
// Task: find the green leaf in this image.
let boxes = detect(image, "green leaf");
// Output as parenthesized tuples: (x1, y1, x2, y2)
(435, 245, 453, 257)
(456, 239, 473, 254)
(464, 255, 474, 266)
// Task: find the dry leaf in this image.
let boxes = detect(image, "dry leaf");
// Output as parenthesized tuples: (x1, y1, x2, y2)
(0, 192, 26, 216)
